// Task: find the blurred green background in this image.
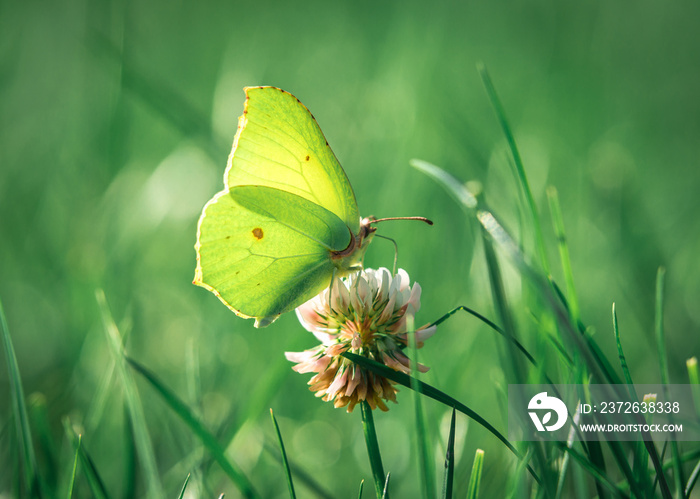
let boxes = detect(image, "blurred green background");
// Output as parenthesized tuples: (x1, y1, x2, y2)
(2, 0, 700, 497)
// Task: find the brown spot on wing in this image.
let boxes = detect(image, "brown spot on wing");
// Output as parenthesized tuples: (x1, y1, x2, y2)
(252, 227, 264, 240)
(305, 155, 310, 161)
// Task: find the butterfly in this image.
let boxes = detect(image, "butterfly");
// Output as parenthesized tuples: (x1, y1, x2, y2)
(194, 86, 377, 328)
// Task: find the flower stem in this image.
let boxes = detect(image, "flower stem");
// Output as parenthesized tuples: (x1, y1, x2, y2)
(361, 401, 388, 499)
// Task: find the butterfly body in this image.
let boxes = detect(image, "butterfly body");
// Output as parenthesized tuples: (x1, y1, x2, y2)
(194, 87, 372, 327)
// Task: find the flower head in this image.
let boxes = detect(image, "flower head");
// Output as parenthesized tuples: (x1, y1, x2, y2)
(285, 268, 436, 412)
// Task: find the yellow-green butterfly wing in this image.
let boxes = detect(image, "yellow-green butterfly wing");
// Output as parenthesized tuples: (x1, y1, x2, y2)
(194, 87, 373, 327)
(225, 86, 360, 234)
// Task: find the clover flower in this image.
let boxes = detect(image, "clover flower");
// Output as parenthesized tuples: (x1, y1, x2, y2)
(285, 268, 436, 412)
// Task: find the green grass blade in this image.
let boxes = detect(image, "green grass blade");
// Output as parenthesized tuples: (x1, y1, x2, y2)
(357, 480, 364, 499)
(177, 474, 191, 499)
(360, 400, 388, 499)
(480, 222, 551, 495)
(411, 159, 664, 496)
(29, 393, 59, 490)
(614, 303, 654, 494)
(126, 356, 260, 499)
(656, 267, 669, 386)
(477, 209, 622, 385)
(409, 159, 477, 210)
(0, 297, 41, 497)
(685, 458, 700, 497)
(342, 353, 541, 485)
(654, 268, 684, 498)
(219, 361, 290, 454)
(96, 290, 164, 499)
(612, 304, 634, 388)
(466, 449, 484, 499)
(63, 420, 110, 499)
(66, 433, 81, 499)
(547, 186, 580, 325)
(269, 409, 296, 499)
(430, 305, 544, 366)
(263, 443, 335, 499)
(408, 317, 435, 499)
(123, 404, 137, 499)
(553, 416, 575, 499)
(480, 224, 526, 383)
(84, 358, 117, 433)
(441, 408, 456, 499)
(688, 357, 700, 417)
(477, 63, 549, 274)
(554, 443, 629, 498)
(382, 472, 391, 499)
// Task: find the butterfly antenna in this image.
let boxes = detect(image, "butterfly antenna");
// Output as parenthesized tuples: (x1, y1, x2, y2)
(370, 216, 433, 226)
(374, 234, 398, 275)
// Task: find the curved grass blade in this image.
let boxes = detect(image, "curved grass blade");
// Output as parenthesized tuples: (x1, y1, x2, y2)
(343, 353, 541, 484)
(478, 209, 624, 386)
(125, 357, 260, 499)
(177, 474, 191, 499)
(269, 409, 296, 499)
(409, 159, 477, 211)
(686, 458, 700, 497)
(408, 317, 435, 499)
(361, 400, 388, 499)
(547, 186, 580, 325)
(96, 290, 164, 499)
(63, 421, 109, 499)
(357, 480, 364, 499)
(477, 62, 549, 274)
(466, 449, 484, 499)
(429, 305, 567, 386)
(66, 433, 81, 499)
(412, 160, 670, 496)
(0, 298, 41, 497)
(441, 408, 456, 499)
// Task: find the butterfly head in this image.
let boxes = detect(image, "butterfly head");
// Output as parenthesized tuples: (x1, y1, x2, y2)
(330, 218, 376, 272)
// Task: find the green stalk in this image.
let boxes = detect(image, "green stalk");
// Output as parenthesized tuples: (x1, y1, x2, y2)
(478, 63, 549, 274)
(66, 434, 81, 499)
(408, 317, 435, 499)
(361, 401, 388, 499)
(270, 409, 296, 499)
(466, 449, 485, 499)
(0, 298, 41, 497)
(441, 408, 456, 499)
(344, 353, 541, 485)
(654, 268, 684, 499)
(687, 357, 700, 418)
(177, 474, 191, 499)
(547, 186, 580, 325)
(96, 290, 164, 499)
(126, 357, 259, 498)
